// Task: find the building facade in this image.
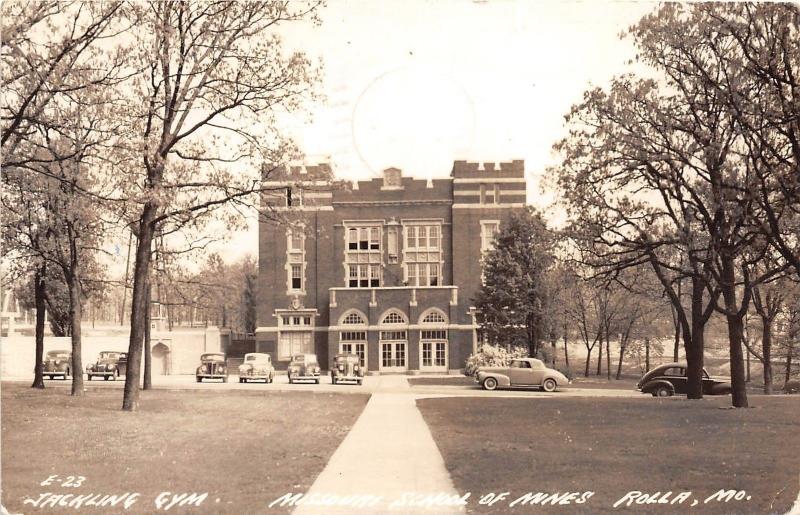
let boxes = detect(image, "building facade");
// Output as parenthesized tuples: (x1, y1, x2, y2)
(256, 160, 526, 373)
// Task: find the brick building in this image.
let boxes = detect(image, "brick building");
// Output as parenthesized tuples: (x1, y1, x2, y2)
(256, 160, 526, 373)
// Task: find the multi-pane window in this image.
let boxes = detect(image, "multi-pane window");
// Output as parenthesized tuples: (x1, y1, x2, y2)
(342, 312, 366, 325)
(480, 221, 500, 253)
(287, 228, 305, 292)
(380, 330, 407, 340)
(421, 330, 447, 368)
(480, 184, 499, 204)
(285, 187, 303, 207)
(382, 312, 406, 325)
(403, 224, 442, 287)
(281, 315, 312, 326)
(421, 311, 447, 324)
(345, 225, 381, 287)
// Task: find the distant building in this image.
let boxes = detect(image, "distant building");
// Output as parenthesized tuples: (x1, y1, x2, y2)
(256, 160, 526, 373)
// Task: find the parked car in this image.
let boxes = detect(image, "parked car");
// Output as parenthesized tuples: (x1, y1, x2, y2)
(238, 352, 274, 383)
(475, 358, 569, 392)
(287, 354, 321, 384)
(331, 353, 364, 385)
(43, 350, 72, 380)
(637, 363, 731, 397)
(196, 352, 228, 382)
(86, 351, 127, 381)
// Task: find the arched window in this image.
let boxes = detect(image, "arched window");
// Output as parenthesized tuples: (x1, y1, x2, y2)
(420, 309, 447, 325)
(341, 311, 367, 325)
(381, 311, 407, 325)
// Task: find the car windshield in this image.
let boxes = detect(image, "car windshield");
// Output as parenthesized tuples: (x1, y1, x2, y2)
(201, 354, 225, 361)
(47, 352, 70, 359)
(337, 355, 358, 364)
(99, 352, 118, 359)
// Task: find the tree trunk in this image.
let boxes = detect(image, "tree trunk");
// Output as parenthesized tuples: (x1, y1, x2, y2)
(143, 276, 152, 390)
(596, 334, 603, 376)
(584, 347, 592, 377)
(550, 336, 556, 368)
(645, 337, 650, 372)
(720, 257, 748, 408)
(606, 335, 611, 380)
(66, 273, 84, 396)
(31, 267, 46, 389)
(746, 346, 751, 382)
(615, 337, 626, 380)
(563, 319, 569, 368)
(685, 276, 706, 400)
(122, 203, 156, 411)
(673, 312, 681, 362)
(786, 339, 793, 384)
(762, 318, 772, 395)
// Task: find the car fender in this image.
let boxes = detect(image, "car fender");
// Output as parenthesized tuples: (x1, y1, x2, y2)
(478, 372, 511, 387)
(710, 382, 732, 395)
(642, 380, 674, 394)
(543, 372, 567, 385)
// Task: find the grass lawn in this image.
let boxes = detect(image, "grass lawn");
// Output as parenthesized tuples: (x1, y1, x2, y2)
(2, 384, 368, 514)
(417, 396, 800, 514)
(406, 375, 641, 390)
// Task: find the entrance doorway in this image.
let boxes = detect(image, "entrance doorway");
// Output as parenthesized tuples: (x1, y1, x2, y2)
(380, 340, 407, 372)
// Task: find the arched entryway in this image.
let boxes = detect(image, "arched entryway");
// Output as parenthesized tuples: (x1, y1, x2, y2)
(151, 342, 171, 375)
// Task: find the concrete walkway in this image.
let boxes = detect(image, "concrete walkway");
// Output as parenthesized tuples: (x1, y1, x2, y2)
(292, 376, 465, 514)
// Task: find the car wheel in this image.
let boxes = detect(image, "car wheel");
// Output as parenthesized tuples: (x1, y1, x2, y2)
(87, 374, 91, 381)
(542, 378, 557, 392)
(111, 370, 117, 381)
(653, 385, 673, 397)
(358, 379, 363, 386)
(196, 377, 202, 383)
(66, 368, 71, 378)
(332, 377, 337, 385)
(288, 378, 293, 384)
(483, 377, 498, 391)
(104, 375, 109, 381)
(239, 378, 244, 383)
(222, 377, 228, 383)
(315, 379, 320, 384)
(269, 374, 274, 383)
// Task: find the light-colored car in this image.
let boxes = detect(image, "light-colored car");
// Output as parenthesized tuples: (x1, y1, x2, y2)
(476, 358, 569, 392)
(196, 352, 228, 382)
(288, 354, 321, 384)
(43, 350, 72, 380)
(238, 353, 275, 383)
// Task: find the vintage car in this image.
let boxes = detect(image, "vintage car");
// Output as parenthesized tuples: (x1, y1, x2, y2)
(331, 353, 364, 385)
(196, 352, 228, 382)
(637, 363, 732, 397)
(238, 352, 274, 383)
(86, 351, 127, 381)
(287, 354, 321, 384)
(476, 358, 569, 392)
(43, 350, 72, 380)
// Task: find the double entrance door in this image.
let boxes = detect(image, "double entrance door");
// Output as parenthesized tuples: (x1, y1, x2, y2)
(380, 340, 407, 372)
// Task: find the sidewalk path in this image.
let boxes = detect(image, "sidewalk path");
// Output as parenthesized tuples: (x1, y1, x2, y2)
(292, 376, 465, 514)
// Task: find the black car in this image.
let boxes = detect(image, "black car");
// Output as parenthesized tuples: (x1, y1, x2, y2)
(87, 351, 128, 381)
(637, 363, 731, 397)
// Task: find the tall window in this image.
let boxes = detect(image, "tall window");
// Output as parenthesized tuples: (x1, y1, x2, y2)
(480, 221, 500, 254)
(345, 225, 381, 287)
(287, 228, 305, 292)
(403, 224, 442, 286)
(387, 226, 399, 264)
(278, 331, 313, 359)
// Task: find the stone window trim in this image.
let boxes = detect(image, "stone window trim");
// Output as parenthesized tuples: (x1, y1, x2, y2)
(340, 309, 368, 326)
(285, 225, 307, 295)
(480, 220, 501, 254)
(419, 308, 448, 325)
(378, 308, 408, 326)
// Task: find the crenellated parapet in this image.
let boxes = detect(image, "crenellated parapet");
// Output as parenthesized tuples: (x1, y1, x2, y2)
(451, 160, 526, 208)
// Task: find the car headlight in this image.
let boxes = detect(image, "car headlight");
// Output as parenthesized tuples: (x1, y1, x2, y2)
(354, 365, 360, 371)
(106, 364, 114, 371)
(55, 359, 61, 365)
(219, 367, 226, 374)
(201, 365, 207, 373)
(338, 365, 344, 371)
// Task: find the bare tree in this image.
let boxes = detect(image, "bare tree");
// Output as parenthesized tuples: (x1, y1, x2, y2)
(117, 1, 322, 411)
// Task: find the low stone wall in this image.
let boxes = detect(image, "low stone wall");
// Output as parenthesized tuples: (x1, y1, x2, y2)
(1, 326, 220, 377)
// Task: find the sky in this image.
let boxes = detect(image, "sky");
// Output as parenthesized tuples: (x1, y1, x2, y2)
(217, 0, 660, 261)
